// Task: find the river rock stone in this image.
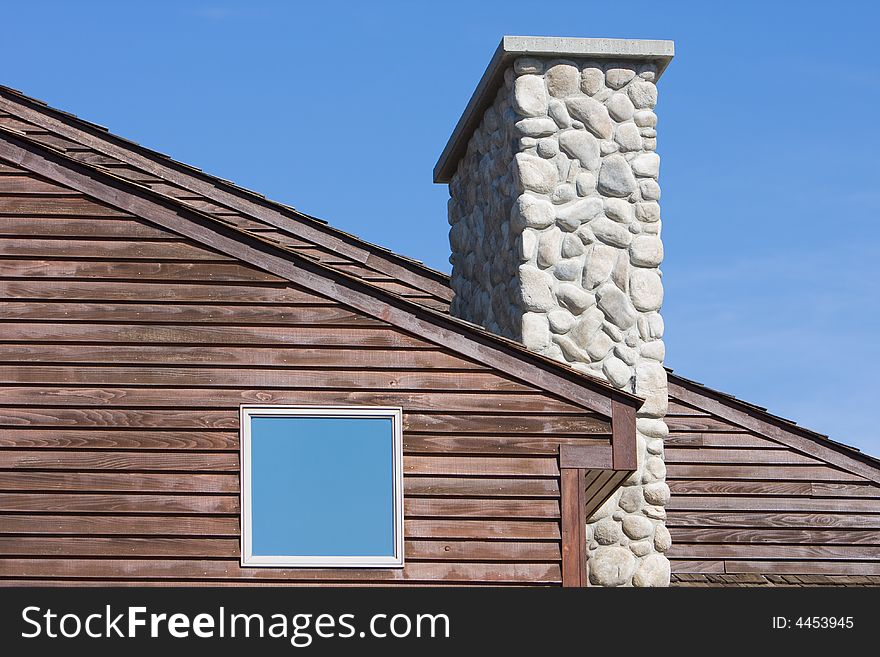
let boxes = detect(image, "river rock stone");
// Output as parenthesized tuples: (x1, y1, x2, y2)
(627, 79, 658, 109)
(640, 339, 665, 361)
(569, 307, 604, 344)
(635, 201, 660, 223)
(520, 229, 537, 261)
(631, 152, 660, 178)
(550, 183, 577, 204)
(515, 153, 558, 194)
(630, 268, 663, 311)
(615, 123, 642, 152)
(537, 228, 563, 268)
(546, 63, 580, 97)
(643, 455, 667, 484)
(590, 547, 635, 587)
(614, 343, 638, 366)
(548, 309, 576, 334)
(516, 117, 559, 137)
(556, 197, 603, 231)
(653, 524, 672, 553)
(638, 418, 668, 440)
(606, 67, 636, 89)
(618, 486, 644, 513)
(580, 66, 605, 95)
(519, 265, 556, 312)
(587, 329, 614, 360)
(554, 258, 582, 282)
(575, 172, 596, 196)
(630, 234, 664, 267)
(594, 517, 622, 545)
(564, 97, 613, 139)
(644, 505, 666, 521)
(556, 283, 594, 314)
(643, 482, 671, 506)
(606, 92, 635, 122)
(555, 334, 588, 362)
(632, 553, 670, 587)
(640, 179, 661, 201)
(622, 514, 654, 540)
(513, 74, 548, 117)
(603, 356, 632, 388)
(634, 110, 657, 127)
(558, 130, 600, 170)
(561, 233, 585, 258)
(536, 137, 558, 158)
(513, 194, 555, 229)
(646, 438, 664, 455)
(592, 216, 632, 248)
(445, 53, 672, 587)
(598, 155, 637, 197)
(583, 242, 617, 289)
(521, 312, 550, 350)
(597, 283, 637, 329)
(604, 198, 634, 223)
(548, 99, 572, 128)
(629, 540, 653, 557)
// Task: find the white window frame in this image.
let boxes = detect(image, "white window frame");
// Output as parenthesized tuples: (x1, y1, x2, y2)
(240, 405, 404, 568)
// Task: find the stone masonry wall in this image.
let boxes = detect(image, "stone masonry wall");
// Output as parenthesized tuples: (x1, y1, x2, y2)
(447, 74, 521, 339)
(446, 57, 671, 586)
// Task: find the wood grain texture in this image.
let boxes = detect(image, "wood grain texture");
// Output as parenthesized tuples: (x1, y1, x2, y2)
(0, 280, 324, 303)
(0, 135, 623, 416)
(667, 464, 864, 482)
(0, 237, 232, 261)
(669, 527, 880, 546)
(404, 477, 559, 498)
(664, 386, 880, 580)
(0, 387, 589, 415)
(0, 351, 489, 374)
(667, 495, 879, 513)
(560, 468, 582, 587)
(0, 258, 285, 282)
(666, 511, 880, 529)
(0, 559, 562, 583)
(0, 166, 624, 585)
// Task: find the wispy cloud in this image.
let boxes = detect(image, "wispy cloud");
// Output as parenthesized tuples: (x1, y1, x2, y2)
(184, 6, 236, 20)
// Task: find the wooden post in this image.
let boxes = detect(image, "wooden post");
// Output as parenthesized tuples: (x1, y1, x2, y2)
(560, 465, 587, 587)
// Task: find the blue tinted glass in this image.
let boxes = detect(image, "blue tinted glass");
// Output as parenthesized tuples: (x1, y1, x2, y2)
(250, 415, 395, 557)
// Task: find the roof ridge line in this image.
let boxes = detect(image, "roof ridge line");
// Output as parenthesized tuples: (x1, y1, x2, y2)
(0, 84, 453, 293)
(0, 125, 640, 416)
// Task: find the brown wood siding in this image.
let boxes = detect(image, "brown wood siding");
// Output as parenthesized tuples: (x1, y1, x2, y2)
(0, 109, 452, 311)
(665, 399, 880, 583)
(0, 165, 612, 585)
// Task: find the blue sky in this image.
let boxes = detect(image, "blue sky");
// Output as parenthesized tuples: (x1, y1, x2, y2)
(250, 416, 394, 557)
(4, 1, 878, 456)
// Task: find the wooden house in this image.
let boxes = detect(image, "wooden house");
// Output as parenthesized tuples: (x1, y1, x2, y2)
(0, 69, 877, 586)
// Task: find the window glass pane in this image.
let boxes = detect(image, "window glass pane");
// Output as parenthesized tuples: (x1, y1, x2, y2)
(250, 415, 395, 557)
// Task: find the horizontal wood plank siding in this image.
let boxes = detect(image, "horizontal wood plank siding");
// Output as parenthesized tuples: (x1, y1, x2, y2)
(665, 398, 880, 584)
(0, 168, 614, 585)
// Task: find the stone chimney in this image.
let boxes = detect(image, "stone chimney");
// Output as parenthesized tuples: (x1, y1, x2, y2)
(435, 36, 674, 586)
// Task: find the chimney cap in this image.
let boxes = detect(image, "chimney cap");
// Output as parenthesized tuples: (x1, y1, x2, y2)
(433, 36, 675, 183)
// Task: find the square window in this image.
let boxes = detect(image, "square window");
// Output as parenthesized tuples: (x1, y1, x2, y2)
(240, 406, 404, 568)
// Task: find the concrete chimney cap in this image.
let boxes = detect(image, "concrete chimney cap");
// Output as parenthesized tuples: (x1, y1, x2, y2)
(433, 36, 675, 183)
